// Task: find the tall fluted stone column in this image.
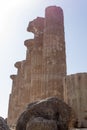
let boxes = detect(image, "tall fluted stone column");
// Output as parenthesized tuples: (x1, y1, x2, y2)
(8, 60, 31, 126)
(42, 6, 66, 99)
(63, 73, 87, 128)
(7, 6, 67, 127)
(27, 17, 45, 102)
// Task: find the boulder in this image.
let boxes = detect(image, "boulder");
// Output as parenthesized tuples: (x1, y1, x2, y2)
(16, 97, 75, 130)
(0, 117, 10, 130)
(26, 117, 57, 130)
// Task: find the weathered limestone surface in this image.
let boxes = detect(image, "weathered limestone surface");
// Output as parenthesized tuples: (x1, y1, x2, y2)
(0, 117, 10, 130)
(7, 5, 87, 129)
(42, 6, 66, 99)
(63, 73, 87, 128)
(16, 97, 73, 130)
(8, 60, 31, 126)
(7, 6, 66, 126)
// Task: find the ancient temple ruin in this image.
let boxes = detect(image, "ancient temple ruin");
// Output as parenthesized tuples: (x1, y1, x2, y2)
(7, 6, 87, 128)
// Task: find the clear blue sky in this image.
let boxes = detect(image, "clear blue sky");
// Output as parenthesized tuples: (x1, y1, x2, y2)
(0, 0, 87, 118)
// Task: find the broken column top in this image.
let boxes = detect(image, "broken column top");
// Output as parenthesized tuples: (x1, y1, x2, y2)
(27, 17, 44, 37)
(27, 6, 64, 37)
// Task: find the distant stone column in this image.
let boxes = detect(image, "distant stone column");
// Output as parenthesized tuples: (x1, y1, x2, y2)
(8, 73, 20, 126)
(7, 63, 21, 125)
(8, 60, 31, 126)
(27, 17, 44, 102)
(42, 6, 66, 99)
